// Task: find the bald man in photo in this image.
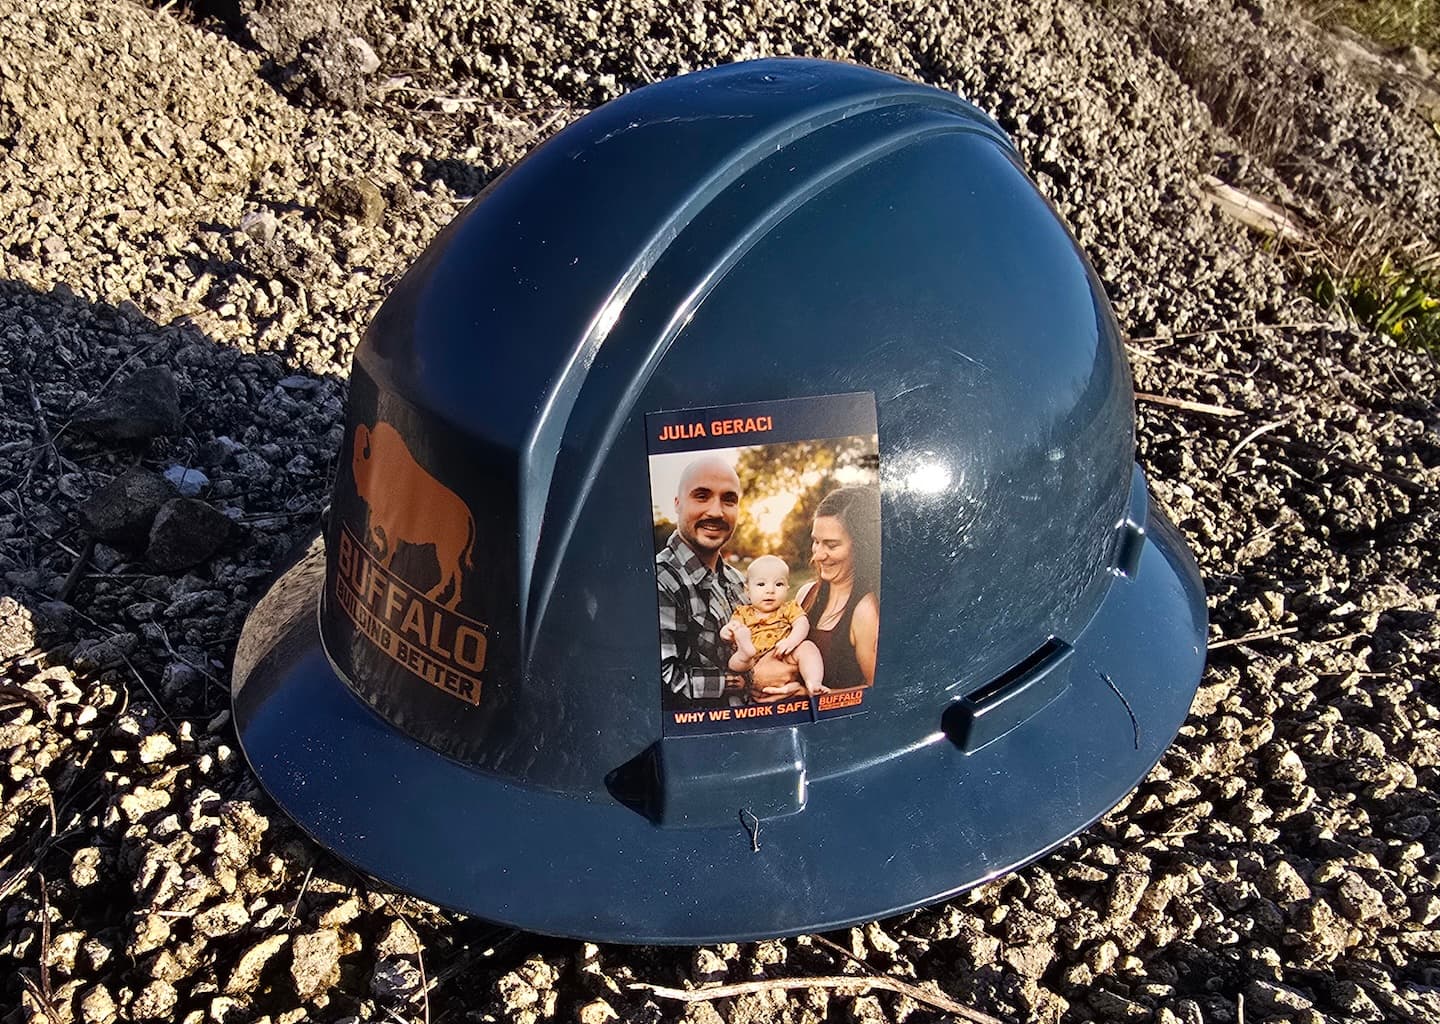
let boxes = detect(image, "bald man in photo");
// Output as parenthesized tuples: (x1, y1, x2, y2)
(655, 455, 751, 709)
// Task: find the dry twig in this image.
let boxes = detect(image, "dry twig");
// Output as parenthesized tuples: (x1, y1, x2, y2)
(38, 872, 52, 1003)
(18, 974, 62, 1024)
(58, 536, 95, 604)
(1209, 627, 1299, 650)
(810, 933, 873, 973)
(1135, 392, 1244, 418)
(1197, 175, 1309, 243)
(284, 865, 314, 931)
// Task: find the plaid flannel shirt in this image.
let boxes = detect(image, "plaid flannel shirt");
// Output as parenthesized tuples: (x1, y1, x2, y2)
(656, 530, 747, 703)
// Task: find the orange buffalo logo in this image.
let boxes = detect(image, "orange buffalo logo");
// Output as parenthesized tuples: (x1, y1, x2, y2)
(352, 421, 476, 610)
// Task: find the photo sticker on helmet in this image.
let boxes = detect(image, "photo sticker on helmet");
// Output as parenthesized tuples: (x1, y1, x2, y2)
(334, 419, 490, 706)
(648, 393, 880, 736)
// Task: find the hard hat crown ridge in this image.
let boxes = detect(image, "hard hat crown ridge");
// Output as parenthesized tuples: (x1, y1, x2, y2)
(233, 58, 1207, 943)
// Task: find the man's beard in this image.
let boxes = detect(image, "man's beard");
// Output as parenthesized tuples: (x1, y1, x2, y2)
(693, 518, 730, 545)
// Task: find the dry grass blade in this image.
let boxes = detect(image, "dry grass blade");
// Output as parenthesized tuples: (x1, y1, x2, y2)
(284, 866, 314, 931)
(1209, 627, 1299, 650)
(810, 933, 873, 973)
(117, 651, 178, 731)
(404, 914, 431, 1024)
(1136, 393, 1244, 417)
(368, 888, 432, 1024)
(18, 973, 62, 1024)
(632, 976, 1008, 1024)
(58, 536, 95, 604)
(1221, 418, 1290, 472)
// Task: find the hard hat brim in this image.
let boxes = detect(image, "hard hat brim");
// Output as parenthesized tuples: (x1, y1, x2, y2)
(233, 470, 1205, 943)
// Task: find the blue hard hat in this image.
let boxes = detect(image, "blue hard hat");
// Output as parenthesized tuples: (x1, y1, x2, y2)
(232, 58, 1207, 943)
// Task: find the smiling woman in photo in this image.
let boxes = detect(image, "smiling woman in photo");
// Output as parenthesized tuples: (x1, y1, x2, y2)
(751, 484, 880, 700)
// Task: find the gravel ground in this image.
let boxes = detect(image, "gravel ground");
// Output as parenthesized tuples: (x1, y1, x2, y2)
(2, 1, 1439, 1022)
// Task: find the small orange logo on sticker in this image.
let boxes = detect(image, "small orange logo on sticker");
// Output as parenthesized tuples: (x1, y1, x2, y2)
(353, 421, 475, 610)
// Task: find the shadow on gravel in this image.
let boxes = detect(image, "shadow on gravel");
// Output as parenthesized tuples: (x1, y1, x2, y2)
(0, 279, 592, 1023)
(414, 155, 503, 198)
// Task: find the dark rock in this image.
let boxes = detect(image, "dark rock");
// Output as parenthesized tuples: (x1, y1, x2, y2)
(1089, 989, 1150, 1021)
(318, 177, 385, 226)
(293, 30, 378, 108)
(237, 0, 376, 111)
(385, 180, 417, 213)
(71, 632, 139, 671)
(146, 499, 233, 572)
(372, 956, 423, 1002)
(79, 468, 175, 544)
(71, 367, 181, 441)
(162, 464, 209, 497)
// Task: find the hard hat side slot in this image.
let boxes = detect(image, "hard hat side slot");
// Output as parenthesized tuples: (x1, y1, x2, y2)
(942, 639, 1074, 753)
(1112, 520, 1146, 579)
(1110, 464, 1150, 579)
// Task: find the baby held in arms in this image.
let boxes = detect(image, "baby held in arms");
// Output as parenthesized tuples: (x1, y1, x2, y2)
(720, 555, 826, 696)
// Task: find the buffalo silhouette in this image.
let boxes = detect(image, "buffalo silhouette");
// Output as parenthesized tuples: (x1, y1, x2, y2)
(352, 421, 475, 610)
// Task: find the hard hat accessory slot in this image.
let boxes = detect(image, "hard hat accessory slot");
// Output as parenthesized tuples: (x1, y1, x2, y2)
(1110, 465, 1151, 579)
(942, 638, 1074, 753)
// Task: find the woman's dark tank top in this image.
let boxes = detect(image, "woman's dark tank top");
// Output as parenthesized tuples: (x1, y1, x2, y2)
(806, 580, 868, 690)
